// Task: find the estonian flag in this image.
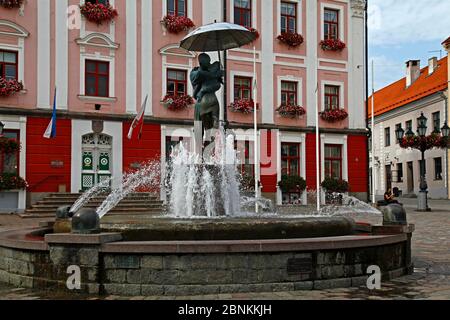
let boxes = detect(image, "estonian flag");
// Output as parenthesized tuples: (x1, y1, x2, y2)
(43, 88, 57, 139)
(127, 95, 148, 140)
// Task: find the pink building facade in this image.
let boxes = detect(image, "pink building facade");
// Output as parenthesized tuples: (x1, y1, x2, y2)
(0, 0, 368, 212)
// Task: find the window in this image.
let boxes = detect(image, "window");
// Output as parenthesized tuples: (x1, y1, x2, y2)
(281, 1, 297, 34)
(386, 165, 392, 190)
(324, 8, 339, 40)
(385, 127, 391, 147)
(234, 76, 252, 101)
(0, 50, 18, 80)
(167, 0, 187, 17)
(397, 163, 403, 183)
(324, 85, 339, 110)
(432, 112, 440, 133)
(281, 81, 297, 106)
(234, 0, 252, 28)
(235, 140, 254, 177)
(0, 130, 19, 175)
(434, 157, 442, 180)
(324, 145, 342, 180)
(86, 0, 108, 4)
(395, 124, 402, 144)
(85, 60, 109, 97)
(281, 143, 301, 204)
(167, 69, 187, 96)
(406, 120, 413, 132)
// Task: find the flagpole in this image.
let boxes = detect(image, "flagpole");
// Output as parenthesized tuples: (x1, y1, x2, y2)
(253, 46, 259, 214)
(371, 60, 376, 205)
(315, 83, 321, 213)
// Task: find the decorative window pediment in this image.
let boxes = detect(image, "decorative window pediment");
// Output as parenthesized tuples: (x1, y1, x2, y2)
(159, 44, 196, 58)
(76, 33, 119, 50)
(0, 20, 29, 38)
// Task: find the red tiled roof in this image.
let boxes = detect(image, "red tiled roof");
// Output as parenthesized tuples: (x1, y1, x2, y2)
(442, 36, 450, 46)
(368, 56, 448, 118)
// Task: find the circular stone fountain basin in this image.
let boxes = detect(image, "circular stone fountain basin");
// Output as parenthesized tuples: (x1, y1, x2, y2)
(100, 216, 356, 241)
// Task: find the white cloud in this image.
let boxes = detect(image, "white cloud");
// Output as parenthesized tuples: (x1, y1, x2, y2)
(369, 0, 450, 46)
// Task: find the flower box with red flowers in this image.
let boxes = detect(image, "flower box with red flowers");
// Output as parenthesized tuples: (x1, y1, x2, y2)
(0, 173, 28, 191)
(320, 39, 346, 51)
(162, 15, 195, 34)
(400, 134, 449, 151)
(0, 137, 21, 154)
(162, 94, 194, 111)
(246, 27, 260, 40)
(276, 104, 306, 118)
(229, 99, 257, 114)
(319, 109, 348, 122)
(0, 0, 22, 9)
(277, 32, 304, 48)
(0, 77, 23, 97)
(79, 2, 118, 25)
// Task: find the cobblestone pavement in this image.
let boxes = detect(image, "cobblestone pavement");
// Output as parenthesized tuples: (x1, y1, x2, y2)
(0, 201, 449, 300)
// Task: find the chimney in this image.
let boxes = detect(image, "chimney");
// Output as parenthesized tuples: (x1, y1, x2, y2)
(406, 60, 421, 87)
(428, 57, 438, 75)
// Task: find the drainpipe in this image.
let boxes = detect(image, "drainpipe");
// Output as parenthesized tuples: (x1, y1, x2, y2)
(365, 0, 371, 203)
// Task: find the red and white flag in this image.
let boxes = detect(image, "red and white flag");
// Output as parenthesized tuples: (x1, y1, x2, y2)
(127, 95, 148, 140)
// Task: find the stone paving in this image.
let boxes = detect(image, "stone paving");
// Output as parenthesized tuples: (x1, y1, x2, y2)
(0, 199, 449, 300)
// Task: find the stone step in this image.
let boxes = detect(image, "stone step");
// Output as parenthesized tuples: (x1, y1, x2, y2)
(19, 210, 164, 219)
(34, 199, 163, 206)
(30, 203, 163, 210)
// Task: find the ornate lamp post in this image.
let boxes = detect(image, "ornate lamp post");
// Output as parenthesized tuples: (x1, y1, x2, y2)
(397, 113, 450, 211)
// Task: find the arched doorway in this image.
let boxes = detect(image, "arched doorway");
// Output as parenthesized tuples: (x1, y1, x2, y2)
(81, 133, 112, 191)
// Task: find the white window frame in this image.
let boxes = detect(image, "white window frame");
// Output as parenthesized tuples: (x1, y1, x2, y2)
(230, 0, 257, 29)
(276, 131, 307, 205)
(321, 80, 345, 112)
(79, 0, 115, 40)
(230, 71, 254, 102)
(320, 3, 345, 41)
(277, 0, 302, 35)
(79, 53, 115, 98)
(162, 0, 193, 19)
(277, 76, 303, 107)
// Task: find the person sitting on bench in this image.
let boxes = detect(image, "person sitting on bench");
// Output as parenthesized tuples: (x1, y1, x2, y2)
(384, 188, 399, 204)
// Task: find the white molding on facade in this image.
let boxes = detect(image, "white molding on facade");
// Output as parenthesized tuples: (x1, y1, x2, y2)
(276, 0, 303, 35)
(55, 0, 69, 110)
(80, 0, 116, 40)
(71, 120, 123, 193)
(161, 56, 194, 99)
(229, 70, 254, 102)
(320, 2, 345, 41)
(37, 0, 51, 109)
(76, 33, 120, 50)
(276, 131, 307, 205)
(320, 133, 349, 182)
(306, 0, 318, 126)
(126, 0, 137, 113)
(79, 53, 116, 98)
(320, 80, 345, 112)
(276, 75, 303, 107)
(261, 0, 274, 124)
(318, 58, 348, 72)
(159, 44, 197, 58)
(0, 19, 29, 38)
(142, 0, 153, 115)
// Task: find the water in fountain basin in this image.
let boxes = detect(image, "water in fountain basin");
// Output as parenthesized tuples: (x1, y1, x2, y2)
(96, 161, 161, 219)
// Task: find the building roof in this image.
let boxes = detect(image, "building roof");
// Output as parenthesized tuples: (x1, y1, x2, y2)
(443, 36, 450, 47)
(368, 56, 448, 118)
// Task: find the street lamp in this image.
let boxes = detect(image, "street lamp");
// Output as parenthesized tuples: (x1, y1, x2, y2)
(416, 113, 429, 211)
(395, 126, 405, 143)
(442, 122, 450, 138)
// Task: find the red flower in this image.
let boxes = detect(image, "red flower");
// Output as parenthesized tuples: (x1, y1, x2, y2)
(320, 39, 346, 51)
(0, 137, 21, 154)
(277, 32, 304, 48)
(0, 173, 28, 191)
(162, 94, 194, 111)
(0, 0, 22, 9)
(0, 77, 23, 97)
(319, 109, 348, 122)
(276, 104, 306, 118)
(229, 99, 257, 114)
(400, 134, 449, 151)
(162, 15, 195, 34)
(79, 2, 118, 25)
(246, 27, 260, 40)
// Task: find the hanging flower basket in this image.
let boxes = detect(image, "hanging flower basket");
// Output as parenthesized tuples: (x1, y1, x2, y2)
(276, 104, 306, 118)
(319, 109, 348, 122)
(229, 99, 257, 114)
(246, 27, 260, 40)
(0, 173, 28, 191)
(320, 39, 346, 51)
(79, 2, 118, 25)
(162, 15, 195, 34)
(0, 137, 20, 154)
(161, 94, 194, 111)
(0, 0, 22, 9)
(277, 32, 304, 48)
(0, 77, 23, 97)
(400, 134, 449, 151)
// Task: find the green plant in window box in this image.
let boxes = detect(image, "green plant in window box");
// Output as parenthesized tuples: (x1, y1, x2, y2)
(0, 173, 28, 191)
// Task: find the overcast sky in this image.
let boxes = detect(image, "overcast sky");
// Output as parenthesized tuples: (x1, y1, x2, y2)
(368, 0, 450, 90)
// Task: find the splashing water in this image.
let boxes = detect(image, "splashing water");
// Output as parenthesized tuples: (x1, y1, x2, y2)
(70, 177, 113, 213)
(167, 130, 241, 217)
(96, 161, 161, 218)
